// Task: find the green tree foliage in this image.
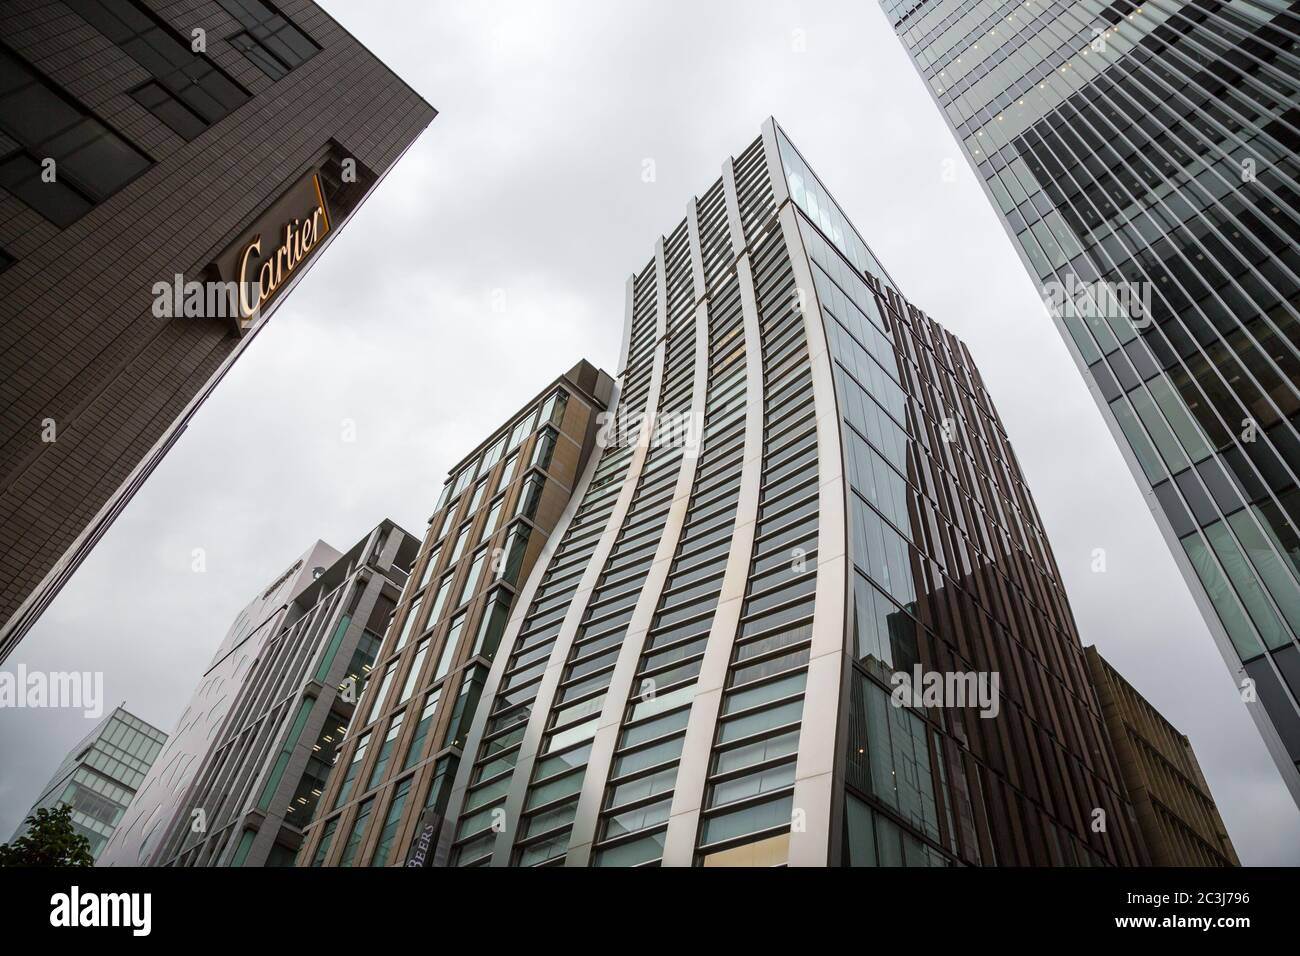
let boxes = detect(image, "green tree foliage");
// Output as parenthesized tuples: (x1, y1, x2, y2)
(0, 805, 94, 867)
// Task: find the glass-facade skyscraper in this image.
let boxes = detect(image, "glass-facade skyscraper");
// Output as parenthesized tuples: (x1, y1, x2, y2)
(879, 0, 1300, 805)
(12, 705, 166, 860)
(414, 120, 1148, 866)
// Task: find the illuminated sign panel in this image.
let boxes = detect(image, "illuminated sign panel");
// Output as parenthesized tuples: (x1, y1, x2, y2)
(210, 170, 332, 331)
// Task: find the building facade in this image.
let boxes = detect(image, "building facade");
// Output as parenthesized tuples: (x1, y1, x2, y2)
(0, 0, 435, 662)
(425, 120, 1147, 866)
(295, 361, 613, 867)
(880, 0, 1300, 804)
(1085, 646, 1239, 866)
(12, 705, 166, 860)
(98, 521, 419, 866)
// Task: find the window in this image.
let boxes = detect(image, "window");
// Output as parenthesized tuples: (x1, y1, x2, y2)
(414, 552, 439, 594)
(539, 389, 569, 427)
(507, 410, 538, 451)
(501, 451, 520, 484)
(843, 794, 946, 867)
(367, 713, 405, 791)
(313, 614, 352, 683)
(422, 756, 456, 818)
(402, 690, 442, 772)
(338, 798, 374, 867)
(65, 0, 247, 137)
(0, 46, 150, 225)
(466, 479, 489, 515)
(473, 589, 513, 659)
(496, 523, 531, 585)
(845, 673, 939, 842)
(515, 473, 546, 520)
(450, 465, 475, 499)
(399, 639, 431, 704)
(256, 696, 315, 812)
(481, 433, 508, 472)
(287, 714, 342, 824)
(217, 0, 319, 78)
(393, 597, 422, 652)
(229, 828, 257, 866)
(364, 661, 398, 725)
(129, 82, 205, 140)
(370, 778, 412, 867)
(442, 665, 487, 749)
(483, 495, 505, 536)
(427, 576, 453, 628)
(448, 523, 473, 564)
(531, 428, 559, 470)
(310, 817, 337, 866)
(334, 731, 370, 808)
(228, 30, 285, 80)
(458, 549, 488, 607)
(853, 571, 918, 673)
(434, 614, 465, 681)
(699, 793, 793, 846)
(709, 762, 796, 808)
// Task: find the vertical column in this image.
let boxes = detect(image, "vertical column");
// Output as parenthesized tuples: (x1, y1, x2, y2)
(565, 216, 708, 864)
(778, 200, 848, 865)
(660, 157, 765, 865)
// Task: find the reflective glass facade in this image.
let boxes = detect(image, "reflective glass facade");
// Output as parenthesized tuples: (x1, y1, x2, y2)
(882, 0, 1300, 804)
(13, 705, 166, 860)
(432, 121, 1147, 866)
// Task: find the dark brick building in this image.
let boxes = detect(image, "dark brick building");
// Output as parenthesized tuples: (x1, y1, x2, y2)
(0, 0, 435, 661)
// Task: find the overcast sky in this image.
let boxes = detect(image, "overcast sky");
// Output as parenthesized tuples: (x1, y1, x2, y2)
(2, 0, 1296, 865)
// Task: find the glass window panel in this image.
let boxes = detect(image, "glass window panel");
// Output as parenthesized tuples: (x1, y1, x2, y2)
(338, 797, 374, 867)
(699, 793, 793, 846)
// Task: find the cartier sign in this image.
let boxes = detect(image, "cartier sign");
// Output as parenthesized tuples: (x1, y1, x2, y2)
(211, 170, 332, 330)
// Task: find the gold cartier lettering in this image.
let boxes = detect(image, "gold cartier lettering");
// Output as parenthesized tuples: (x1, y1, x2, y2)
(237, 238, 262, 318)
(233, 177, 331, 321)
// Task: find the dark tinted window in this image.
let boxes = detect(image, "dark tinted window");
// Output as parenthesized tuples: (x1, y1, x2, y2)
(130, 81, 206, 141)
(229, 31, 287, 80)
(65, 0, 247, 130)
(0, 46, 149, 225)
(217, 0, 320, 78)
(0, 148, 92, 225)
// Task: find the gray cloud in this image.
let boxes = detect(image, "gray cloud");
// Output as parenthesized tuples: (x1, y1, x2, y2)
(2, 0, 1294, 865)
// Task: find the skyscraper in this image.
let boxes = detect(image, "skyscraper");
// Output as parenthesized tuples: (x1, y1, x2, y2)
(98, 521, 419, 866)
(1085, 646, 1239, 866)
(295, 361, 613, 867)
(11, 705, 166, 860)
(0, 0, 435, 662)
(426, 120, 1146, 866)
(880, 0, 1300, 804)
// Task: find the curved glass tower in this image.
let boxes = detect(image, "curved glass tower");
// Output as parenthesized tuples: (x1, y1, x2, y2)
(881, 0, 1300, 805)
(431, 120, 1147, 866)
